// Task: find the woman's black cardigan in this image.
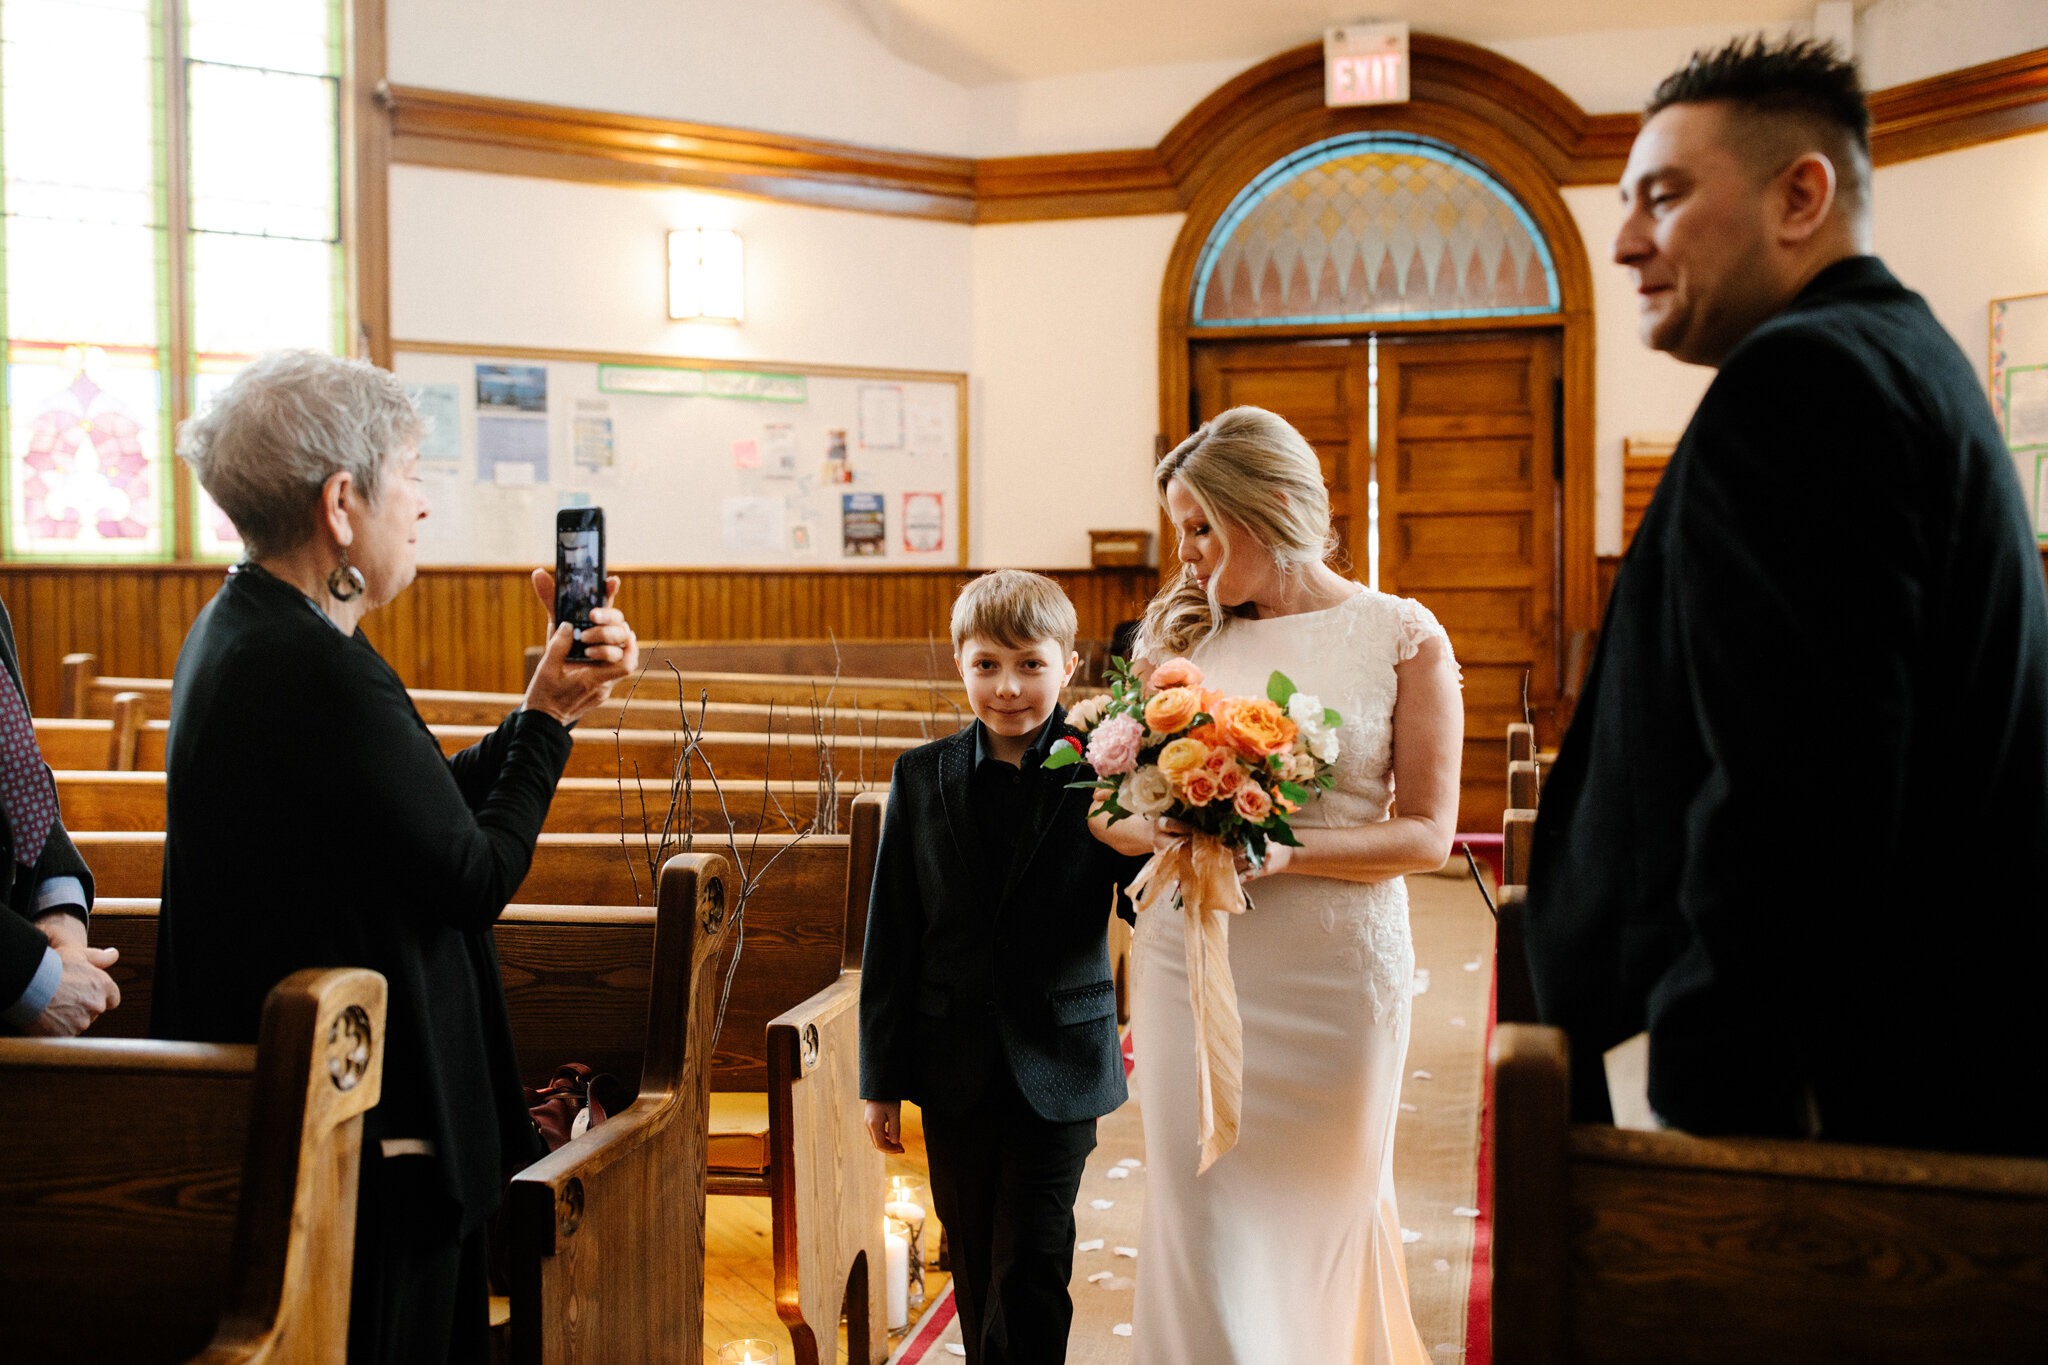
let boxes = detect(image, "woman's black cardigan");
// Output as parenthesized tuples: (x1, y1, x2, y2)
(152, 565, 569, 1233)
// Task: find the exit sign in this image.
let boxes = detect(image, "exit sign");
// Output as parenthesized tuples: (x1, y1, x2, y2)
(1324, 22, 1410, 107)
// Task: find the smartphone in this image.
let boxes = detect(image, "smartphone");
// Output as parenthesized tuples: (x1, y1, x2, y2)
(554, 507, 606, 664)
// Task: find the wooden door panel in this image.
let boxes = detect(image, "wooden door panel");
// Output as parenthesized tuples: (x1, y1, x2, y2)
(1397, 359, 1532, 414)
(1379, 333, 1559, 834)
(1216, 364, 1347, 418)
(1396, 439, 1533, 492)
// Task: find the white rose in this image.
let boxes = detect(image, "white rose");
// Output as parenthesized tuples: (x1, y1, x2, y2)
(1122, 765, 1176, 818)
(1287, 752, 1320, 782)
(1309, 728, 1340, 764)
(1068, 694, 1111, 733)
(1286, 692, 1325, 727)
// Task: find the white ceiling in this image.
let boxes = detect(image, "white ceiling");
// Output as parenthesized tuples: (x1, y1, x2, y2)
(828, 0, 1824, 85)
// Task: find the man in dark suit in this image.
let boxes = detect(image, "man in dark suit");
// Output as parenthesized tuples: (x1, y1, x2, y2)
(860, 571, 1139, 1365)
(1527, 37, 2048, 1156)
(0, 599, 117, 1036)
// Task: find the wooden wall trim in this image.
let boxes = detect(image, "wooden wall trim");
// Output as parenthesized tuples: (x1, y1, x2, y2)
(386, 84, 978, 222)
(383, 41, 2048, 223)
(0, 564, 1159, 716)
(1868, 45, 2048, 165)
(347, 0, 392, 368)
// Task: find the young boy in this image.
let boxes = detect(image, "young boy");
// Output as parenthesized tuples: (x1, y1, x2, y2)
(860, 570, 1138, 1365)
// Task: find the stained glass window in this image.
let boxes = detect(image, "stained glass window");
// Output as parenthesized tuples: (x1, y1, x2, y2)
(1191, 134, 1560, 328)
(0, 0, 342, 561)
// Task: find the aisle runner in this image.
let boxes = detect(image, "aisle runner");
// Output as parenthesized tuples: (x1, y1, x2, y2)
(890, 872, 1494, 1364)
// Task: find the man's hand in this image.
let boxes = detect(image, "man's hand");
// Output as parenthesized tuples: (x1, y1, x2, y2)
(26, 933, 120, 1038)
(864, 1099, 905, 1155)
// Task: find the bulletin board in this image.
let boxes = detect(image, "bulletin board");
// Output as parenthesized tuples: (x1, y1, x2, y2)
(1990, 291, 2048, 543)
(390, 341, 968, 567)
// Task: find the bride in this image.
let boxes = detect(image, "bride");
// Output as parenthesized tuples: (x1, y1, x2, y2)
(1092, 406, 1461, 1363)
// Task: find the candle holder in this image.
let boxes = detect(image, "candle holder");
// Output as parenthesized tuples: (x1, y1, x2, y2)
(717, 1342, 777, 1365)
(885, 1176, 928, 1309)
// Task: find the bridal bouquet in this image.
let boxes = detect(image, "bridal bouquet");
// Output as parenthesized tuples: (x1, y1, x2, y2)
(1048, 655, 1342, 1173)
(1046, 654, 1343, 866)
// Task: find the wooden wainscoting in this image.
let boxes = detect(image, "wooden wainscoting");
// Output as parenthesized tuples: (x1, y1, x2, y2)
(0, 564, 1159, 717)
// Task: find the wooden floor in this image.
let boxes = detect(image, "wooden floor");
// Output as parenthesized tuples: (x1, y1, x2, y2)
(704, 1104, 951, 1364)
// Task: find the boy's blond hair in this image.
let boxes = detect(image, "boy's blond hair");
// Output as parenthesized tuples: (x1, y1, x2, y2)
(950, 570, 1078, 654)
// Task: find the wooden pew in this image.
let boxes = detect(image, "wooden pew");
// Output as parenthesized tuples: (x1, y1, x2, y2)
(33, 698, 161, 772)
(507, 852, 735, 1365)
(1498, 724, 1542, 1026)
(55, 769, 877, 837)
(1488, 1023, 2048, 1364)
(61, 653, 958, 737)
(82, 824, 881, 1365)
(0, 965, 387, 1364)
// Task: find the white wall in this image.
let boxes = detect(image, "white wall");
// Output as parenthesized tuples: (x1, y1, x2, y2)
(1872, 129, 2048, 385)
(388, 165, 974, 374)
(969, 215, 1184, 566)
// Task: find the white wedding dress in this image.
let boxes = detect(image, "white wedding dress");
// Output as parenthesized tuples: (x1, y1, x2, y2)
(1130, 588, 1443, 1364)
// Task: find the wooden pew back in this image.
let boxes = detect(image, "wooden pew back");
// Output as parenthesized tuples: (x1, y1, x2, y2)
(1489, 1023, 2048, 1365)
(0, 967, 387, 1365)
(508, 853, 731, 1365)
(61, 654, 957, 737)
(55, 770, 875, 836)
(81, 833, 856, 1093)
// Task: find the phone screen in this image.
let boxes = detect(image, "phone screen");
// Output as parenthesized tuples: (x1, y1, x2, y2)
(554, 508, 606, 663)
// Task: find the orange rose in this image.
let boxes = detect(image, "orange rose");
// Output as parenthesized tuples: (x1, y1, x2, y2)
(1149, 657, 1204, 691)
(1214, 763, 1246, 797)
(1233, 784, 1274, 822)
(1213, 696, 1298, 759)
(1156, 736, 1210, 782)
(1144, 686, 1204, 735)
(1180, 769, 1222, 806)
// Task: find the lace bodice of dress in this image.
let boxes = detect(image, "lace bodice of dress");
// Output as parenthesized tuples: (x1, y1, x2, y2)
(1183, 588, 1454, 1018)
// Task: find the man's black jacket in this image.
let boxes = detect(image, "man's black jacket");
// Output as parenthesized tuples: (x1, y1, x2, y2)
(1528, 256, 2048, 1155)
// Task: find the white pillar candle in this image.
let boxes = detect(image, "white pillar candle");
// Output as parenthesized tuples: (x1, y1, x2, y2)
(885, 1225, 910, 1330)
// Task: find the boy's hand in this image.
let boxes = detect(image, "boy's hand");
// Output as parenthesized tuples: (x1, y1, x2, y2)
(864, 1100, 905, 1154)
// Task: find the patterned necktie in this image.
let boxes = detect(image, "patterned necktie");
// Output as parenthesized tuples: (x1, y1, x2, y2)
(0, 676, 56, 869)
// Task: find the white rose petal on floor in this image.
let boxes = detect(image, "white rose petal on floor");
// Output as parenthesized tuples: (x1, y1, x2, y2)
(1453, 1206, 1481, 1218)
(1402, 1227, 1422, 1244)
(1112, 1325, 1133, 1337)
(1105, 1167, 1130, 1180)
(1077, 1238, 1105, 1252)
(1091, 1199, 1116, 1209)
(1116, 1158, 1143, 1168)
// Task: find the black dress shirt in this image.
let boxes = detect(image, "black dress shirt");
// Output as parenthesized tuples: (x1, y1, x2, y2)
(969, 717, 1062, 890)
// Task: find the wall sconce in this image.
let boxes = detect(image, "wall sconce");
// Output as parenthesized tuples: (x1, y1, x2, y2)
(668, 228, 744, 322)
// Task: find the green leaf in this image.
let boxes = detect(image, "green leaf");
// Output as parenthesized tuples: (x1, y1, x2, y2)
(1267, 671, 1296, 706)
(1323, 707, 1341, 728)
(1043, 743, 1082, 770)
(1266, 818, 1304, 847)
(1277, 781, 1309, 803)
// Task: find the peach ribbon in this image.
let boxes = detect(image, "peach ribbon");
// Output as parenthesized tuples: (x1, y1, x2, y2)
(1126, 833, 1247, 1174)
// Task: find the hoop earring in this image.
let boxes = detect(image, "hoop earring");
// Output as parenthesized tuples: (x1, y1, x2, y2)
(327, 551, 366, 602)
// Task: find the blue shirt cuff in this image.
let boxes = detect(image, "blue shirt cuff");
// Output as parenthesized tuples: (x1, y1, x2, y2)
(34, 876, 89, 925)
(2, 947, 62, 1032)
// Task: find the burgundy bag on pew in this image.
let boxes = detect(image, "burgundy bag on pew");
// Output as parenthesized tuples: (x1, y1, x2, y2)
(525, 1063, 627, 1151)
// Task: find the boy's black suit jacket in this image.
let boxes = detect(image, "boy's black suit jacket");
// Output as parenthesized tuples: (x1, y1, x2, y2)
(1527, 256, 2048, 1156)
(859, 709, 1142, 1122)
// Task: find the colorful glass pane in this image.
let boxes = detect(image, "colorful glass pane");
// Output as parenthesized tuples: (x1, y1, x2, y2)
(2, 0, 168, 558)
(1191, 134, 1560, 327)
(191, 358, 242, 557)
(8, 343, 166, 555)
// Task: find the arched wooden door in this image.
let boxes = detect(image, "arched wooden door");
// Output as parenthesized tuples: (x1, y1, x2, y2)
(1190, 329, 1558, 833)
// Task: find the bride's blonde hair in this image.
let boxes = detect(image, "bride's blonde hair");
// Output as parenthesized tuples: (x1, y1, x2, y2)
(1135, 405, 1340, 662)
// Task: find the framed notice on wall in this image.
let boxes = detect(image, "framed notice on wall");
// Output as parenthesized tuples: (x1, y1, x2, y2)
(1991, 291, 2048, 542)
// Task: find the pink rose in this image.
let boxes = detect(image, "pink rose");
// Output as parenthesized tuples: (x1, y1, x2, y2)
(1084, 714, 1145, 776)
(1149, 657, 1204, 692)
(1233, 784, 1274, 822)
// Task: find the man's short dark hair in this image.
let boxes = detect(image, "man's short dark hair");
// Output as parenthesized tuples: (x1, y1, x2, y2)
(1647, 36, 1871, 210)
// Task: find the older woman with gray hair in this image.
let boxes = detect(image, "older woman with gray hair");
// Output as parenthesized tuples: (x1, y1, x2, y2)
(150, 350, 639, 1364)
